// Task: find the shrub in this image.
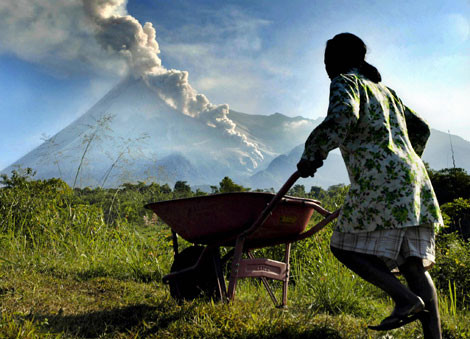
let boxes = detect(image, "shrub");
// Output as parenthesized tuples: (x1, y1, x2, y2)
(0, 169, 103, 238)
(441, 198, 470, 240)
(428, 167, 470, 204)
(433, 232, 470, 308)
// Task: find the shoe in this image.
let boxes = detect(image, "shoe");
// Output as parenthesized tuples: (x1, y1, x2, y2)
(368, 297, 425, 331)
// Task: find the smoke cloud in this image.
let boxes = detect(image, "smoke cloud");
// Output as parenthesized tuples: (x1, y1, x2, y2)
(82, 0, 164, 77)
(0, 0, 263, 167)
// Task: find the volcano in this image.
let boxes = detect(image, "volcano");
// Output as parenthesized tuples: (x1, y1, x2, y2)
(3, 75, 320, 188)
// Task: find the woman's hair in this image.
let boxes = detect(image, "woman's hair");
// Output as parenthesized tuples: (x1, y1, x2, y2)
(324, 33, 381, 83)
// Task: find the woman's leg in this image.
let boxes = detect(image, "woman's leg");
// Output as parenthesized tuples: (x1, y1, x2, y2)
(330, 245, 420, 310)
(399, 257, 442, 339)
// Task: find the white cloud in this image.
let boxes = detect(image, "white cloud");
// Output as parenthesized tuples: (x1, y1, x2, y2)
(283, 120, 309, 129)
(162, 41, 273, 113)
(0, 0, 163, 77)
(0, 0, 128, 76)
(405, 86, 470, 141)
(161, 6, 270, 52)
(367, 22, 470, 141)
(445, 14, 469, 43)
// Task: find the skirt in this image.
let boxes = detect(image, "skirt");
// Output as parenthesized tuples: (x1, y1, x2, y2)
(330, 224, 436, 271)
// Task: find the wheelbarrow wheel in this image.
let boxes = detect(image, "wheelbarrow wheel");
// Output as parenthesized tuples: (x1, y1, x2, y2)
(169, 245, 221, 301)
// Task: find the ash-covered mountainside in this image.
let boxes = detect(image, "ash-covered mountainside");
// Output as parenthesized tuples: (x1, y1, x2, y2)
(3, 76, 320, 188)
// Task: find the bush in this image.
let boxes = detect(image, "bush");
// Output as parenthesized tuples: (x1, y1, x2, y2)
(433, 232, 470, 307)
(428, 167, 470, 204)
(0, 169, 104, 238)
(441, 198, 470, 240)
(215, 176, 250, 193)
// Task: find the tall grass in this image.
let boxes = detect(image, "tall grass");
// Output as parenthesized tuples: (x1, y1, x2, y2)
(290, 230, 382, 318)
(0, 221, 173, 283)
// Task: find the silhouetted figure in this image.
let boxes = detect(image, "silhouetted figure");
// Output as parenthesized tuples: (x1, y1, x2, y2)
(297, 33, 443, 338)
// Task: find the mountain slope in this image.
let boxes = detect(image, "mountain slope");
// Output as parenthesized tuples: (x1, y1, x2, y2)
(248, 146, 348, 189)
(228, 111, 320, 156)
(422, 129, 470, 170)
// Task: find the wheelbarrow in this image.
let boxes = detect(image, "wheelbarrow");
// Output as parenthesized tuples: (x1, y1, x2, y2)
(145, 171, 340, 307)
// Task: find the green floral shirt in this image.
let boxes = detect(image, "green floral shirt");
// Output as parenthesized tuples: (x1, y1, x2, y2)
(302, 70, 443, 233)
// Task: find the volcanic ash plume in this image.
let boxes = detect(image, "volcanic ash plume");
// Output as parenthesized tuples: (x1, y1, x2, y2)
(83, 0, 164, 77)
(145, 70, 263, 164)
(83, 0, 263, 167)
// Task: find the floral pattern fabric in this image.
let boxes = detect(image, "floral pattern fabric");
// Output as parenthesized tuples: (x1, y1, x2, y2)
(302, 69, 443, 233)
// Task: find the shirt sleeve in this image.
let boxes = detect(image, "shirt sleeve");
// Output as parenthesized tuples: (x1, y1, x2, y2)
(403, 106, 430, 157)
(386, 87, 430, 157)
(301, 74, 360, 162)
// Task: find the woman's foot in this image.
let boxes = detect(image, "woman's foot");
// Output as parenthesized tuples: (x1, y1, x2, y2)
(368, 296, 425, 331)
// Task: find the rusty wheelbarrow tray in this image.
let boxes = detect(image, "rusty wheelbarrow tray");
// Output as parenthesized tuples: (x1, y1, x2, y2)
(145, 171, 340, 307)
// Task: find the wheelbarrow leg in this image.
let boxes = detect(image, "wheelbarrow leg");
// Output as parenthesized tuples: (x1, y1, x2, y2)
(245, 245, 291, 308)
(281, 243, 292, 308)
(227, 237, 245, 301)
(247, 251, 279, 306)
(171, 230, 179, 256)
(211, 247, 227, 300)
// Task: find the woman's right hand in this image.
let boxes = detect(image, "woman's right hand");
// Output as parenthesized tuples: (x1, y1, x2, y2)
(296, 158, 323, 178)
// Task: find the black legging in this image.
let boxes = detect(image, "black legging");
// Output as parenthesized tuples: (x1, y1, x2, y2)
(330, 246, 441, 338)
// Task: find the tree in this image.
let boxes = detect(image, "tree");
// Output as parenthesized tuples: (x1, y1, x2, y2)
(218, 177, 249, 193)
(441, 198, 470, 240)
(310, 186, 325, 198)
(428, 168, 470, 204)
(174, 181, 192, 198)
(0, 167, 36, 188)
(288, 184, 306, 197)
(161, 184, 172, 194)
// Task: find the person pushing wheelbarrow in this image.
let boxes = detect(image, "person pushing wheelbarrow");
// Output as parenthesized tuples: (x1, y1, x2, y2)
(297, 33, 443, 338)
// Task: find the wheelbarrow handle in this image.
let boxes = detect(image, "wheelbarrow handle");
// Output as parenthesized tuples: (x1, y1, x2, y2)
(241, 171, 301, 237)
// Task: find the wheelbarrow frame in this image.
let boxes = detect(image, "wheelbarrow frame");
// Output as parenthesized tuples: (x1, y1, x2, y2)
(147, 171, 340, 307)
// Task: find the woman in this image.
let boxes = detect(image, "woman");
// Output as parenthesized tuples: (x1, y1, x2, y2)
(297, 33, 443, 338)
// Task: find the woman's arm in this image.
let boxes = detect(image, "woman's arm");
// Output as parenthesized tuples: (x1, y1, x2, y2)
(403, 106, 430, 157)
(301, 74, 361, 164)
(387, 87, 430, 157)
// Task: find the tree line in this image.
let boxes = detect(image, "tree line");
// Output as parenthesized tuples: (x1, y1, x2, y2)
(2, 166, 470, 240)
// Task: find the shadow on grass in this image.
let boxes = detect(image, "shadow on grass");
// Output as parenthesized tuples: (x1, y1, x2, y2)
(27, 302, 347, 338)
(30, 303, 193, 338)
(254, 327, 343, 339)
(26, 303, 349, 338)
(33, 265, 165, 285)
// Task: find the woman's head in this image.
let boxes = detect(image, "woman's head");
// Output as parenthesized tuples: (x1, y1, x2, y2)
(324, 33, 381, 83)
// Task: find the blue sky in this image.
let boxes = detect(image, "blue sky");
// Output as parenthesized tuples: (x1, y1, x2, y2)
(1, 0, 469, 170)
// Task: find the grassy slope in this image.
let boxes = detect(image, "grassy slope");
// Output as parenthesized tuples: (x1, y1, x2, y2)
(1, 223, 468, 338)
(0, 269, 414, 338)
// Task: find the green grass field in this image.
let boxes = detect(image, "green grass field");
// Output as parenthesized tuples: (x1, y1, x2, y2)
(0, 172, 469, 338)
